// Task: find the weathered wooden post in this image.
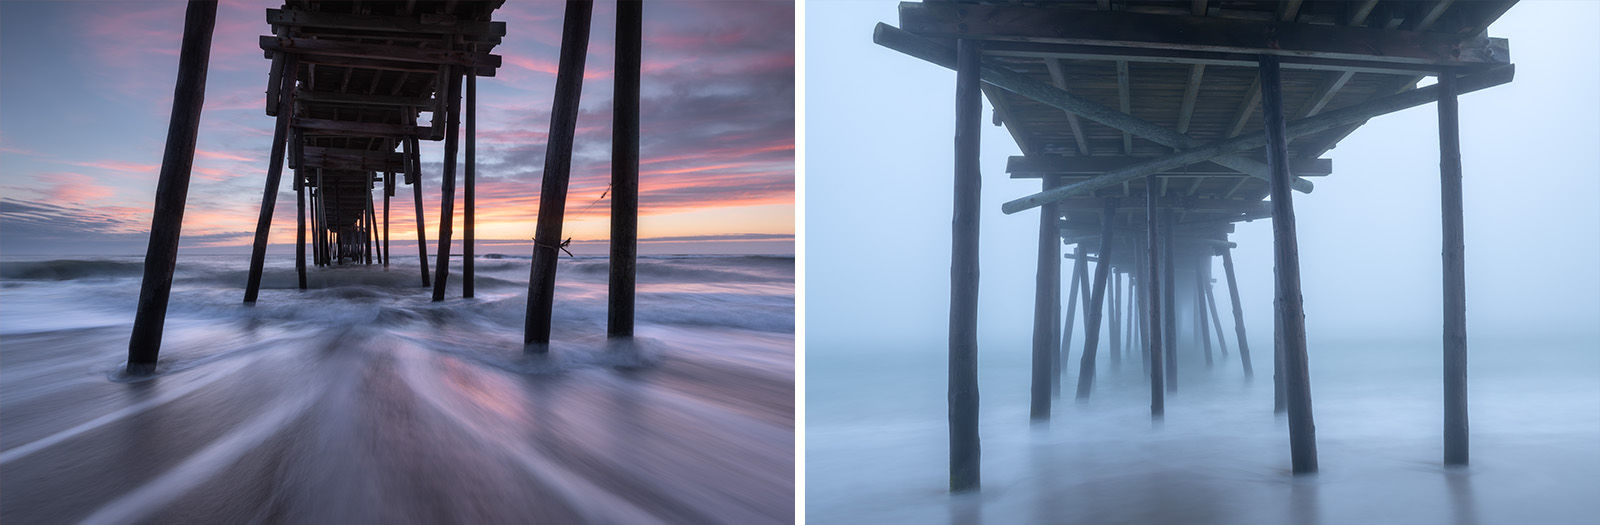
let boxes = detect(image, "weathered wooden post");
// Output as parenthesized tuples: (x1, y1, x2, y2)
(243, 53, 299, 304)
(406, 120, 430, 287)
(1260, 55, 1317, 474)
(383, 171, 391, 268)
(525, 0, 594, 348)
(127, 0, 218, 375)
(464, 73, 477, 298)
(1109, 268, 1122, 370)
(314, 170, 325, 266)
(432, 68, 463, 301)
(608, 0, 642, 337)
(366, 172, 376, 265)
(1205, 265, 1229, 358)
(1162, 208, 1177, 392)
(1145, 174, 1164, 417)
(1059, 245, 1084, 395)
(1197, 256, 1213, 367)
(294, 136, 307, 289)
(1439, 70, 1469, 466)
(947, 37, 983, 493)
(1075, 199, 1116, 398)
(1220, 246, 1253, 377)
(1031, 175, 1060, 419)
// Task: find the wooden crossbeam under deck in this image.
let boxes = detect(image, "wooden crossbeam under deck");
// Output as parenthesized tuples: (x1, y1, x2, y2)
(267, 9, 506, 37)
(260, 36, 502, 70)
(1008, 156, 1332, 177)
(900, 3, 1510, 71)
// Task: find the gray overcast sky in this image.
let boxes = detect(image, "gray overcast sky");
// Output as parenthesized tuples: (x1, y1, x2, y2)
(805, 0, 1600, 355)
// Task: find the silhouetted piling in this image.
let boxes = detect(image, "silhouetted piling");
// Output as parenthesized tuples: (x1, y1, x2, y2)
(608, 0, 642, 337)
(243, 53, 298, 304)
(127, 0, 218, 375)
(464, 74, 476, 298)
(525, 0, 593, 348)
(432, 68, 463, 302)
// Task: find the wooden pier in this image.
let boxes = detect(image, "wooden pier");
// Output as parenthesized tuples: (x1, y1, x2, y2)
(129, 0, 646, 370)
(878, 0, 1516, 489)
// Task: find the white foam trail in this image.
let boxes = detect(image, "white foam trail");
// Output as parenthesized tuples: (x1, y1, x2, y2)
(75, 387, 320, 525)
(393, 347, 665, 525)
(0, 350, 268, 466)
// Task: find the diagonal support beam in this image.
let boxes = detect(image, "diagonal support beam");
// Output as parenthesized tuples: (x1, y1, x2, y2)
(1001, 63, 1514, 214)
(874, 24, 1313, 193)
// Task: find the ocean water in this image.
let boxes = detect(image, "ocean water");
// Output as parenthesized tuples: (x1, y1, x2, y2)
(0, 253, 794, 523)
(807, 335, 1600, 524)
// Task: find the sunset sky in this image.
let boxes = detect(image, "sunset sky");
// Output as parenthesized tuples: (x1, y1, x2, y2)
(0, 0, 795, 255)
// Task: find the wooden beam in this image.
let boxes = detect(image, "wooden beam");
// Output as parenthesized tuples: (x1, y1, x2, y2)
(1261, 55, 1318, 475)
(950, 38, 983, 491)
(1411, 0, 1456, 32)
(464, 72, 477, 299)
(128, 0, 217, 375)
(1228, 74, 1262, 138)
(982, 84, 1035, 156)
(266, 8, 507, 37)
(1220, 246, 1253, 377)
(1044, 58, 1090, 155)
(405, 114, 430, 287)
(1161, 207, 1178, 392)
(899, 3, 1511, 68)
(431, 68, 463, 302)
(294, 89, 433, 107)
(294, 117, 428, 138)
(982, 40, 1465, 77)
(874, 24, 1314, 193)
(1191, 0, 1206, 17)
(1060, 243, 1086, 397)
(259, 36, 502, 70)
(1176, 64, 1205, 134)
(1297, 71, 1354, 119)
(1117, 60, 1132, 154)
(1008, 155, 1332, 177)
(998, 64, 1515, 214)
(1279, 0, 1304, 22)
(1349, 0, 1381, 26)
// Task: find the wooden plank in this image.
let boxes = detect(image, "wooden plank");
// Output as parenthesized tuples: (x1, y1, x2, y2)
(1044, 59, 1090, 155)
(998, 64, 1516, 214)
(128, 0, 217, 375)
(294, 117, 428, 138)
(294, 53, 499, 77)
(259, 36, 502, 70)
(1176, 64, 1205, 134)
(1008, 155, 1332, 177)
(267, 8, 506, 36)
(899, 3, 1511, 68)
(982, 40, 1468, 77)
(294, 89, 433, 107)
(1297, 71, 1354, 119)
(1262, 55, 1318, 475)
(1228, 74, 1262, 138)
(526, 1, 593, 348)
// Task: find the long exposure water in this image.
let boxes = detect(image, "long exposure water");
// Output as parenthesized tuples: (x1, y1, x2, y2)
(1, 253, 794, 523)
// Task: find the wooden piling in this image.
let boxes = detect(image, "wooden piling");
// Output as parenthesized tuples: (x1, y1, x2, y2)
(1109, 269, 1122, 370)
(432, 68, 463, 302)
(1260, 55, 1317, 474)
(1205, 265, 1229, 358)
(243, 54, 299, 304)
(1197, 256, 1213, 367)
(1221, 246, 1253, 377)
(1032, 175, 1060, 419)
(365, 172, 376, 265)
(946, 37, 984, 492)
(406, 121, 430, 288)
(1162, 207, 1177, 392)
(383, 171, 391, 268)
(608, 0, 641, 337)
(1075, 199, 1116, 398)
(1439, 70, 1469, 466)
(127, 0, 218, 375)
(525, 0, 594, 348)
(295, 161, 307, 289)
(464, 72, 477, 298)
(1145, 174, 1164, 417)
(1060, 244, 1086, 394)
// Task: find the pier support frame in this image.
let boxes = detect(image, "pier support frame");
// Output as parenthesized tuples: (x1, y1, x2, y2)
(1076, 199, 1116, 398)
(948, 37, 983, 493)
(1145, 174, 1164, 418)
(1261, 55, 1318, 474)
(1060, 243, 1086, 395)
(525, 0, 594, 348)
(1221, 246, 1253, 377)
(432, 67, 463, 302)
(407, 117, 430, 288)
(1197, 256, 1213, 367)
(465, 73, 477, 298)
(128, 0, 218, 375)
